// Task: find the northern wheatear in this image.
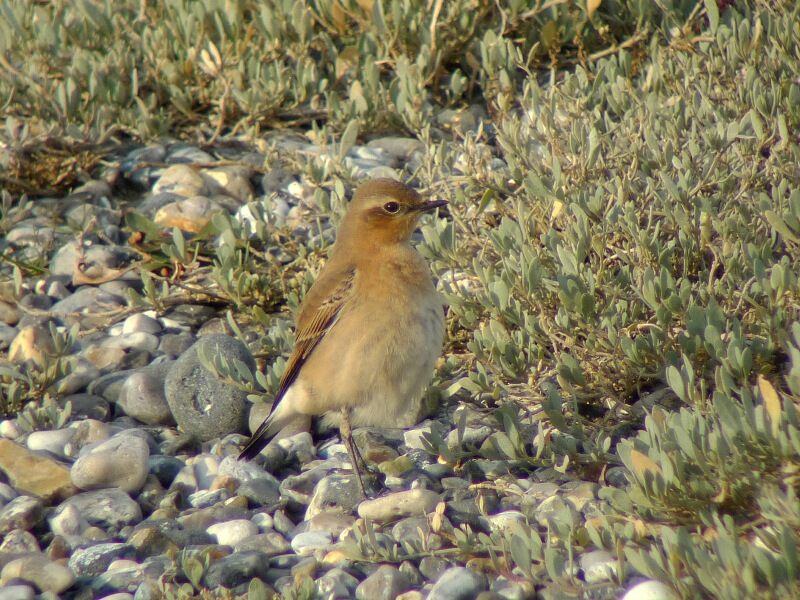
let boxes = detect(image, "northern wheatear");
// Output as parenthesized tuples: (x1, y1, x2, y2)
(239, 178, 447, 495)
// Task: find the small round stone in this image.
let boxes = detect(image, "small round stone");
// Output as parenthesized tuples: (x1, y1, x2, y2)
(356, 564, 411, 600)
(621, 580, 680, 600)
(0, 584, 36, 600)
(122, 313, 162, 335)
(48, 504, 89, 537)
(0, 496, 43, 535)
(26, 428, 76, 456)
(306, 473, 363, 520)
(428, 566, 487, 600)
(291, 531, 333, 556)
(55, 488, 143, 528)
(71, 433, 150, 493)
(579, 549, 616, 584)
(0, 554, 75, 594)
(357, 488, 441, 522)
(68, 542, 135, 577)
(164, 334, 253, 442)
(206, 519, 259, 546)
(116, 363, 175, 426)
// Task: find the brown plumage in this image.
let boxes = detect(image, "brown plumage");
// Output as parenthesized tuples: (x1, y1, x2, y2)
(239, 179, 447, 494)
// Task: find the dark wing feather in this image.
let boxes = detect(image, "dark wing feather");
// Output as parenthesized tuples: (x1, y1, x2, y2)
(238, 266, 355, 460)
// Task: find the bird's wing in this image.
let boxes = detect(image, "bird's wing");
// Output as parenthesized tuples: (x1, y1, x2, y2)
(239, 265, 356, 460)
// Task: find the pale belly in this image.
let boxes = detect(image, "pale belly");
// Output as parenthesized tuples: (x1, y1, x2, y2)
(296, 294, 444, 428)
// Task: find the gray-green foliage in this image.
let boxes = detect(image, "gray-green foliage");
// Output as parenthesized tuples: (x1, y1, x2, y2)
(0, 0, 664, 139)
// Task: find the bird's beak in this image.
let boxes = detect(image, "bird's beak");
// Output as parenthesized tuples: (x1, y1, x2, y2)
(415, 200, 448, 212)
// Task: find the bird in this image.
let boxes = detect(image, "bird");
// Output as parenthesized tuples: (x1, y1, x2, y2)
(239, 178, 447, 496)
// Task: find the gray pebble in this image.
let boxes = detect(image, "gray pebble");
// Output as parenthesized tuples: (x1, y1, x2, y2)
(164, 334, 252, 442)
(68, 542, 135, 577)
(0, 496, 43, 535)
(56, 488, 142, 528)
(621, 580, 680, 600)
(428, 566, 487, 600)
(0, 555, 75, 594)
(0, 528, 40, 553)
(26, 428, 76, 456)
(48, 503, 89, 537)
(233, 531, 291, 556)
(151, 164, 207, 197)
(0, 584, 36, 600)
(316, 567, 359, 598)
(579, 549, 617, 584)
(358, 488, 441, 522)
(49, 287, 126, 325)
(306, 473, 362, 520)
(356, 564, 411, 600)
(291, 531, 332, 556)
(202, 551, 270, 589)
(116, 362, 174, 425)
(61, 393, 110, 421)
(71, 433, 150, 493)
(207, 519, 259, 546)
(157, 331, 196, 357)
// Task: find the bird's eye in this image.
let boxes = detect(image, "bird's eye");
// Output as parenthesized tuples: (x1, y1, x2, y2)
(383, 201, 400, 214)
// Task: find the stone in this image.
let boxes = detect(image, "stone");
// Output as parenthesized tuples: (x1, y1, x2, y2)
(306, 473, 363, 520)
(237, 477, 282, 509)
(122, 313, 162, 335)
(71, 433, 150, 493)
(164, 335, 252, 442)
(154, 196, 224, 233)
(0, 496, 43, 535)
(151, 164, 207, 197)
(102, 332, 160, 353)
(148, 455, 185, 487)
(60, 394, 111, 421)
(116, 363, 175, 425)
(428, 566, 487, 600)
(358, 488, 441, 522)
(55, 488, 142, 529)
(6, 222, 56, 248)
(0, 554, 75, 594)
(356, 564, 410, 600)
(293, 512, 355, 538)
(233, 531, 291, 556)
(0, 529, 39, 553)
(316, 567, 359, 598)
(64, 419, 112, 457)
(157, 332, 195, 357)
(202, 551, 270, 589)
(26, 428, 76, 456)
(0, 584, 36, 600)
(68, 542, 135, 577)
(203, 166, 254, 201)
(48, 504, 89, 537)
(51, 358, 101, 395)
(483, 510, 528, 535)
(49, 287, 126, 326)
(579, 549, 616, 584)
(621, 580, 680, 600)
(206, 519, 258, 546)
(8, 324, 55, 367)
(291, 531, 333, 556)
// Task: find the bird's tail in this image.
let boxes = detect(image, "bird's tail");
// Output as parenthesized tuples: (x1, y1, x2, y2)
(238, 403, 311, 461)
(238, 412, 279, 461)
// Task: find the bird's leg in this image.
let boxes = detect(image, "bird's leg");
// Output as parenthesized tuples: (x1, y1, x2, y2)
(339, 408, 371, 498)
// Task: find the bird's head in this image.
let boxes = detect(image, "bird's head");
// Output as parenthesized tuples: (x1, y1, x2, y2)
(337, 178, 447, 247)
